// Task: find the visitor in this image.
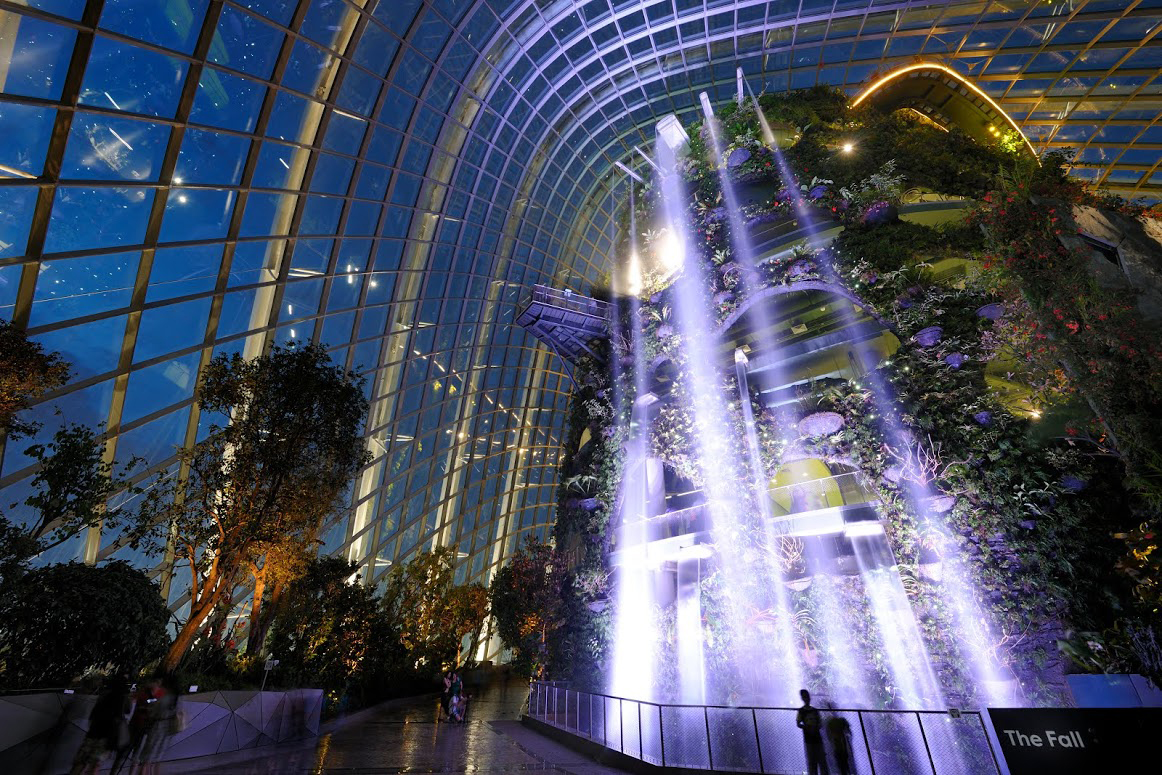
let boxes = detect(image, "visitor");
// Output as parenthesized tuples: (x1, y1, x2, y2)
(825, 704, 853, 775)
(449, 692, 468, 723)
(451, 671, 463, 704)
(440, 671, 453, 720)
(112, 677, 159, 774)
(70, 674, 131, 775)
(134, 675, 180, 775)
(796, 689, 829, 775)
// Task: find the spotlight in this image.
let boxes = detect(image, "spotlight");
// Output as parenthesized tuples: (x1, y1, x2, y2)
(842, 142, 855, 153)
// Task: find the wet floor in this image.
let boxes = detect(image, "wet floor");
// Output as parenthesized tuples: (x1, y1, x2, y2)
(164, 677, 629, 775)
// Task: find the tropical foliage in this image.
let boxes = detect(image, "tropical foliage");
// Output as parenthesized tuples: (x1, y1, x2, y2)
(547, 86, 1162, 703)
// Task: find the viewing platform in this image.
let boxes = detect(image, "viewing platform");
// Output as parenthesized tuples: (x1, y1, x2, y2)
(517, 285, 612, 382)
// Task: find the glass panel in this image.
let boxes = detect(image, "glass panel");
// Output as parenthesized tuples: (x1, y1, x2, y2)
(160, 188, 236, 242)
(209, 5, 283, 79)
(45, 186, 155, 254)
(100, 0, 210, 54)
(134, 297, 212, 361)
(0, 187, 39, 259)
(189, 67, 266, 132)
(0, 103, 55, 177)
(122, 352, 201, 424)
(29, 251, 140, 326)
(79, 36, 189, 118)
(32, 314, 128, 379)
(174, 128, 250, 185)
(147, 244, 224, 302)
(61, 112, 171, 182)
(0, 12, 77, 99)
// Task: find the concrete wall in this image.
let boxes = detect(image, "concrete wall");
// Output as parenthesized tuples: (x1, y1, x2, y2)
(0, 688, 323, 774)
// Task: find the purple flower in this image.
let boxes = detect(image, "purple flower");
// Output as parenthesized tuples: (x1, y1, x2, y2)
(656, 324, 674, 339)
(944, 353, 967, 369)
(974, 411, 992, 426)
(808, 184, 828, 200)
(789, 260, 813, 277)
(1061, 476, 1086, 493)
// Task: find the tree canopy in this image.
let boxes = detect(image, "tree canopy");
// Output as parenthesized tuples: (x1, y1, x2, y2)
(381, 546, 489, 672)
(129, 343, 371, 671)
(0, 561, 169, 688)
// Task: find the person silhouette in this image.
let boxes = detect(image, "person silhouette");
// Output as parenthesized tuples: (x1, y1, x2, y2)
(825, 703, 853, 775)
(796, 689, 829, 775)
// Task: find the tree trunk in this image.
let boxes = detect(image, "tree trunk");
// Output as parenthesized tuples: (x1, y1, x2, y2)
(247, 573, 284, 656)
(162, 597, 215, 674)
(245, 562, 267, 653)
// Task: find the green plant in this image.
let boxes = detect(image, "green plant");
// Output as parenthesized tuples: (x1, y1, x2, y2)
(0, 561, 169, 689)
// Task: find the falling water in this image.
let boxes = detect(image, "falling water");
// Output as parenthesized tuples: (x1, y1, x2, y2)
(734, 349, 804, 701)
(610, 187, 659, 703)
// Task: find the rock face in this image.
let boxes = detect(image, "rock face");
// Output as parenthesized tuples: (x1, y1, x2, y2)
(1058, 202, 1162, 322)
(914, 326, 943, 347)
(976, 303, 1004, 320)
(798, 411, 845, 437)
(727, 147, 752, 168)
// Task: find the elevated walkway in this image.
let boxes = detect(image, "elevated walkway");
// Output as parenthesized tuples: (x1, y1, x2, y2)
(516, 285, 611, 385)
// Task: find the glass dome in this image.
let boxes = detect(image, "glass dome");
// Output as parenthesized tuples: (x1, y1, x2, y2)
(1, 0, 1159, 660)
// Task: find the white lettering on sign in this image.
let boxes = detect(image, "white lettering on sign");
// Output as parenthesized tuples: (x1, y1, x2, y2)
(1003, 729, 1085, 749)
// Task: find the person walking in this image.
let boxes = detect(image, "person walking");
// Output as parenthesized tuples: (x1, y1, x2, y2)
(133, 675, 180, 775)
(70, 674, 131, 775)
(796, 689, 830, 775)
(112, 678, 158, 774)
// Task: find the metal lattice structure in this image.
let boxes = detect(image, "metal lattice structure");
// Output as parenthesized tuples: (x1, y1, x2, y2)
(1, 0, 1160, 660)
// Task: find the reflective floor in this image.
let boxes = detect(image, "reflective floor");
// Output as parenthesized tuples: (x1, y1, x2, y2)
(163, 678, 628, 775)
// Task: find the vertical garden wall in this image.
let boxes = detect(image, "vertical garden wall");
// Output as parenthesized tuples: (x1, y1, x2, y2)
(496, 87, 1162, 708)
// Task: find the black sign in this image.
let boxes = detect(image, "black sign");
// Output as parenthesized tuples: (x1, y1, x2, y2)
(987, 707, 1162, 774)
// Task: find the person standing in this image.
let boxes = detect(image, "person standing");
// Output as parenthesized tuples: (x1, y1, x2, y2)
(439, 671, 453, 720)
(796, 689, 829, 775)
(825, 707, 853, 775)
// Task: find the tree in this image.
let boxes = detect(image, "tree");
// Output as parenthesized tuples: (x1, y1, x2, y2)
(18, 423, 139, 551)
(0, 319, 69, 440)
(0, 561, 169, 688)
(129, 343, 371, 672)
(488, 538, 565, 675)
(266, 556, 378, 691)
(381, 547, 489, 671)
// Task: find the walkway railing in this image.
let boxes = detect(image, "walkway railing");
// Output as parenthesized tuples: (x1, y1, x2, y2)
(527, 681, 1002, 775)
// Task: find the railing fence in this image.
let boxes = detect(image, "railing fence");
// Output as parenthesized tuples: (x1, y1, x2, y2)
(528, 681, 1002, 775)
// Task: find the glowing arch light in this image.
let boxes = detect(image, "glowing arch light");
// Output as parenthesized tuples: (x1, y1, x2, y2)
(851, 62, 1040, 162)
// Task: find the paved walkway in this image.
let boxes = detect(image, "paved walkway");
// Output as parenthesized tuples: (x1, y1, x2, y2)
(163, 678, 628, 775)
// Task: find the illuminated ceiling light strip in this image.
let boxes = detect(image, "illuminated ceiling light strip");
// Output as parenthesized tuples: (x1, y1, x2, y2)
(850, 62, 1039, 162)
(0, 163, 36, 179)
(108, 128, 134, 151)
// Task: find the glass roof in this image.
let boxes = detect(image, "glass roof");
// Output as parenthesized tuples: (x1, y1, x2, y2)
(1, 0, 1160, 655)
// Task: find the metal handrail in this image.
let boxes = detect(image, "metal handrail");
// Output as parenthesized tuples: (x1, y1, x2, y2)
(527, 681, 1003, 775)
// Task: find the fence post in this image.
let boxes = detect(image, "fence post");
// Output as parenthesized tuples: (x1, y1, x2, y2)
(704, 705, 714, 770)
(638, 702, 644, 760)
(752, 708, 765, 773)
(979, 713, 1003, 774)
(564, 689, 570, 730)
(916, 712, 938, 775)
(604, 697, 613, 752)
(577, 690, 581, 735)
(659, 705, 666, 767)
(619, 698, 625, 753)
(858, 711, 876, 775)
